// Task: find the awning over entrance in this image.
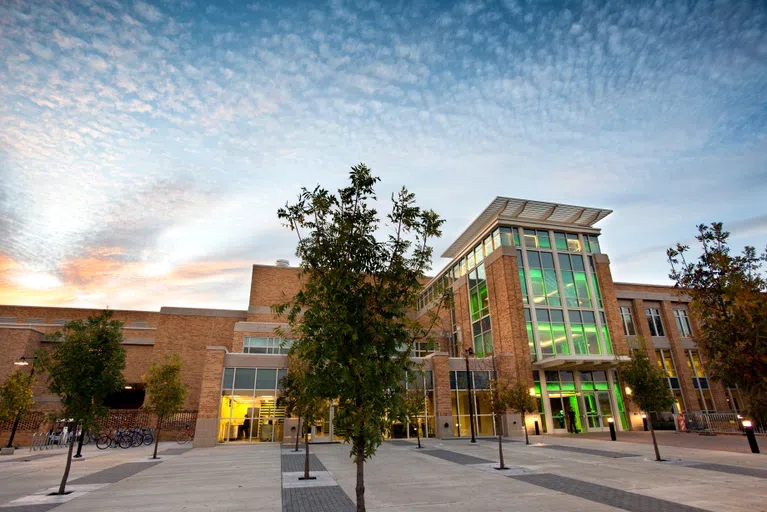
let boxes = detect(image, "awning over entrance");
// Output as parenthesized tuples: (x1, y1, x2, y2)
(533, 355, 630, 370)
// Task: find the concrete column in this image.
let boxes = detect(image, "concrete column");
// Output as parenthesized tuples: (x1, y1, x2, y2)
(193, 347, 227, 448)
(659, 301, 701, 411)
(431, 353, 454, 439)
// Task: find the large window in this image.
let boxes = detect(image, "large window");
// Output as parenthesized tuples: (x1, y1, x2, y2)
(559, 253, 591, 308)
(537, 309, 568, 356)
(569, 310, 600, 355)
(645, 308, 664, 337)
(468, 264, 492, 357)
(673, 309, 693, 338)
(218, 367, 287, 443)
(450, 370, 497, 438)
(412, 341, 439, 358)
(391, 370, 436, 439)
(687, 350, 714, 411)
(620, 306, 636, 336)
(243, 337, 293, 354)
(527, 251, 560, 307)
(655, 349, 684, 412)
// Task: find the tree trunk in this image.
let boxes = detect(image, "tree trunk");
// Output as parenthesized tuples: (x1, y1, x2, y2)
(58, 422, 77, 494)
(153, 415, 163, 460)
(6, 413, 21, 448)
(648, 416, 662, 461)
(304, 421, 310, 479)
(355, 436, 366, 512)
(523, 412, 529, 445)
(415, 418, 421, 449)
(294, 417, 301, 452)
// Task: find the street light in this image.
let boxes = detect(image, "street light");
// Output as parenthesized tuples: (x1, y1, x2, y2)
(6, 356, 37, 449)
(463, 346, 476, 444)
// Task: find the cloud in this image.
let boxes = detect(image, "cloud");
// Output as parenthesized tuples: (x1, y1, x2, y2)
(1, 0, 765, 307)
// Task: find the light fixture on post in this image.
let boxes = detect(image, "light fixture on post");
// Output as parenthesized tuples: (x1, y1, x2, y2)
(641, 413, 648, 431)
(624, 386, 632, 396)
(463, 346, 476, 444)
(6, 356, 38, 450)
(607, 417, 617, 441)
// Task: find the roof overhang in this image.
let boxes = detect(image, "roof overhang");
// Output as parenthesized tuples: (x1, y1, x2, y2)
(532, 355, 629, 370)
(442, 197, 613, 259)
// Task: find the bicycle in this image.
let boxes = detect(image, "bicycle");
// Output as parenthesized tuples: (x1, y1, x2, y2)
(176, 425, 193, 444)
(142, 428, 154, 446)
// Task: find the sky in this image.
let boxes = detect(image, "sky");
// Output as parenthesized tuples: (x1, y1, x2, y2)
(1, 0, 766, 311)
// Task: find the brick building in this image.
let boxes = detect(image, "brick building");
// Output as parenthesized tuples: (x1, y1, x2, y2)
(0, 197, 738, 447)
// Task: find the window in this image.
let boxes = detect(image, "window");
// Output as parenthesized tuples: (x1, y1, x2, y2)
(553, 232, 582, 252)
(412, 342, 439, 358)
(687, 350, 714, 412)
(620, 307, 636, 336)
(468, 264, 492, 357)
(527, 251, 560, 307)
(569, 310, 600, 355)
(523, 229, 551, 249)
(673, 309, 693, 338)
(727, 386, 744, 412)
(517, 250, 529, 305)
(559, 254, 591, 308)
(450, 370, 498, 437)
(645, 308, 664, 337)
(243, 337, 293, 355)
(584, 235, 601, 254)
(656, 349, 684, 412)
(537, 309, 568, 356)
(525, 309, 536, 362)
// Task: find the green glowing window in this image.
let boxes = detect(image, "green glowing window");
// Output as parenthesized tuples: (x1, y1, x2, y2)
(600, 312, 613, 355)
(525, 309, 536, 361)
(554, 232, 568, 251)
(584, 235, 601, 253)
(517, 250, 529, 305)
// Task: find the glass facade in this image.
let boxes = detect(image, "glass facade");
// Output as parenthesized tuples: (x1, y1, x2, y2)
(468, 264, 493, 357)
(390, 370, 436, 439)
(218, 367, 287, 443)
(450, 370, 496, 437)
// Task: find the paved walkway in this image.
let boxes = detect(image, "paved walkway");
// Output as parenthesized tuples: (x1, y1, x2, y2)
(0, 435, 764, 511)
(551, 430, 763, 454)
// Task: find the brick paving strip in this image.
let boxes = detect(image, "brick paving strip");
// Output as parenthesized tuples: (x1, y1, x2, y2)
(535, 444, 641, 458)
(280, 450, 355, 512)
(510, 473, 711, 512)
(2, 453, 65, 464)
(416, 447, 714, 512)
(667, 461, 767, 479)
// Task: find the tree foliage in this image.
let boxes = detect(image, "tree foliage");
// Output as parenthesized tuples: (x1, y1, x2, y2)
(619, 345, 675, 414)
(274, 164, 443, 512)
(501, 380, 537, 446)
(0, 370, 35, 424)
(398, 372, 426, 449)
(36, 310, 126, 493)
(668, 222, 767, 423)
(143, 353, 188, 459)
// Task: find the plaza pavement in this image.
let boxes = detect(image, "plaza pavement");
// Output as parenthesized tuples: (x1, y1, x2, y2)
(0, 433, 764, 511)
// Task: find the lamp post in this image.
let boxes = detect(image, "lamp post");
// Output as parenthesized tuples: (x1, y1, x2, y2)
(6, 356, 37, 449)
(742, 420, 760, 454)
(463, 347, 476, 443)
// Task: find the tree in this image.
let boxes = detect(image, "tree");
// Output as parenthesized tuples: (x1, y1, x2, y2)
(275, 164, 444, 512)
(36, 310, 126, 494)
(619, 344, 674, 461)
(399, 374, 427, 449)
(503, 381, 537, 446)
(484, 377, 509, 469)
(0, 370, 35, 448)
(668, 223, 767, 424)
(278, 356, 328, 480)
(143, 353, 187, 459)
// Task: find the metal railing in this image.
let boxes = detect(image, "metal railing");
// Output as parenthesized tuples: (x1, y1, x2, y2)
(683, 411, 766, 436)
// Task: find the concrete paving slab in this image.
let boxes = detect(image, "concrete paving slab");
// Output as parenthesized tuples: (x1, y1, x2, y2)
(1, 484, 108, 508)
(281, 471, 337, 488)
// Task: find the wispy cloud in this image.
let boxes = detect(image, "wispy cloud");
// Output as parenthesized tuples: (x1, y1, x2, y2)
(1, 0, 765, 308)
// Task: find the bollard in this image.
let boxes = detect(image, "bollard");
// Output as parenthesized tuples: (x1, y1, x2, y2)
(642, 414, 648, 431)
(743, 421, 760, 454)
(608, 417, 617, 441)
(534, 420, 540, 436)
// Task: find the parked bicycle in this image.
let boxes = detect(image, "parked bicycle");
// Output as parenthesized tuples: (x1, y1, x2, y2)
(176, 424, 193, 444)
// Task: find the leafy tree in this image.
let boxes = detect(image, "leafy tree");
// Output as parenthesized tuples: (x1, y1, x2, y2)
(37, 310, 126, 494)
(278, 356, 328, 479)
(275, 164, 444, 512)
(0, 370, 35, 448)
(399, 374, 427, 449)
(619, 344, 674, 461)
(668, 223, 767, 424)
(143, 353, 188, 459)
(503, 381, 537, 446)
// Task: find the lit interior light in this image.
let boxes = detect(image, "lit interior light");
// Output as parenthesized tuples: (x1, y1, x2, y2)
(742, 420, 752, 428)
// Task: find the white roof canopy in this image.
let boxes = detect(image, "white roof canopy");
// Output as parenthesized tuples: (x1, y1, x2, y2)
(441, 197, 612, 258)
